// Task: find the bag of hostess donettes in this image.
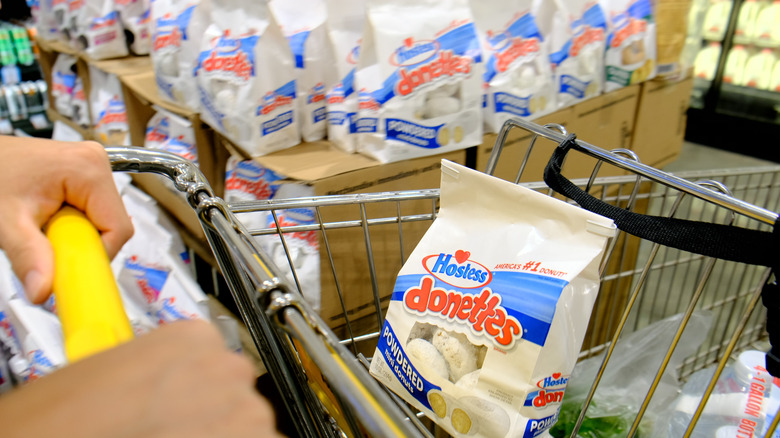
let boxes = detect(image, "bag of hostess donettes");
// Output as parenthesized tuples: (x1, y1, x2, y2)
(270, 0, 329, 142)
(323, 0, 365, 153)
(370, 160, 615, 438)
(471, 0, 556, 133)
(51, 53, 78, 119)
(603, 0, 657, 91)
(355, 0, 484, 164)
(149, 0, 210, 112)
(115, 0, 152, 55)
(194, 0, 300, 158)
(536, 0, 608, 108)
(72, 0, 129, 60)
(89, 65, 130, 145)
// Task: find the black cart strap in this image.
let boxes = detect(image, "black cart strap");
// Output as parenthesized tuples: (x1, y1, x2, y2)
(542, 134, 779, 268)
(543, 134, 780, 376)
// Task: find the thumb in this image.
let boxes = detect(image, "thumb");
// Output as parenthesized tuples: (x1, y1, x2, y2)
(6, 219, 54, 304)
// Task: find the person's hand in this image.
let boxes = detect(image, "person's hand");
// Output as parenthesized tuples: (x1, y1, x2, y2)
(0, 137, 133, 303)
(0, 320, 282, 437)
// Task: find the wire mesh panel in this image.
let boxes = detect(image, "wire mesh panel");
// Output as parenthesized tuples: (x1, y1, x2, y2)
(108, 129, 780, 437)
(229, 166, 780, 380)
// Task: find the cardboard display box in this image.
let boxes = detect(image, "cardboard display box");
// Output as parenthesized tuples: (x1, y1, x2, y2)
(120, 71, 221, 196)
(219, 136, 467, 332)
(476, 84, 640, 184)
(631, 77, 695, 168)
(476, 108, 574, 183)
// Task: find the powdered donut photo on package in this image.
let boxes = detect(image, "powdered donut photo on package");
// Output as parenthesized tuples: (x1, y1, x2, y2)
(370, 160, 615, 437)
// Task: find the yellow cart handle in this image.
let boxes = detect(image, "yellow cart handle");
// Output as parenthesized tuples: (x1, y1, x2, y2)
(46, 206, 133, 362)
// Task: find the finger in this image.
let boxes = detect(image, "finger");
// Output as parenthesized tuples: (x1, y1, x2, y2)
(7, 218, 54, 304)
(62, 143, 134, 258)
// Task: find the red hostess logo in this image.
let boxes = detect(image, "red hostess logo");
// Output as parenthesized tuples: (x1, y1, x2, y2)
(392, 37, 472, 96)
(403, 276, 522, 347)
(423, 250, 491, 289)
(524, 372, 569, 409)
(390, 37, 440, 67)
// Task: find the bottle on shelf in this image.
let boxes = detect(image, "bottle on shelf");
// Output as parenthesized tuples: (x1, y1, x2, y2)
(735, 0, 767, 44)
(723, 45, 751, 85)
(755, 0, 780, 47)
(694, 41, 723, 80)
(769, 57, 780, 91)
(703, 0, 734, 41)
(743, 48, 777, 89)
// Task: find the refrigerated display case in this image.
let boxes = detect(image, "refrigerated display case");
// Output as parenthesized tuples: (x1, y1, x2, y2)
(686, 0, 780, 162)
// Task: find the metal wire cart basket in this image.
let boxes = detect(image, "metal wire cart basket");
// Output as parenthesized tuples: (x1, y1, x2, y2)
(108, 118, 780, 438)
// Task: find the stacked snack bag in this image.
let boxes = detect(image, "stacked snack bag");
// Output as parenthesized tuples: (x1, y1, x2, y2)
(193, 0, 300, 157)
(31, 0, 668, 160)
(150, 0, 210, 111)
(536, 0, 608, 108)
(472, 0, 556, 133)
(355, 0, 485, 163)
(323, 0, 365, 153)
(603, 0, 657, 91)
(270, 0, 329, 142)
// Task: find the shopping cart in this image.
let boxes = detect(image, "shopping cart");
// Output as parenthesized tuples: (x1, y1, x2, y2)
(108, 117, 780, 438)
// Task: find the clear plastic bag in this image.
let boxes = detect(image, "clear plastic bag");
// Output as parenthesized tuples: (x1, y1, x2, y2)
(551, 311, 713, 438)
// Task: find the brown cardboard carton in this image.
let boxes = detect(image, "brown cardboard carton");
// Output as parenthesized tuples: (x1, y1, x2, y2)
(220, 136, 467, 332)
(631, 77, 694, 167)
(475, 85, 640, 184)
(475, 108, 574, 183)
(120, 71, 220, 196)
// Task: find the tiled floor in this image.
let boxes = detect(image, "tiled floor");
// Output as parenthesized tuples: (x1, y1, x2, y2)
(662, 141, 778, 173)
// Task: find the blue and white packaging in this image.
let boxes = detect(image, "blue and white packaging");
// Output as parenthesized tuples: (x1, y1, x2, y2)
(51, 53, 78, 119)
(355, 0, 484, 164)
(471, 0, 556, 133)
(270, 0, 329, 142)
(256, 184, 321, 313)
(150, 0, 210, 111)
(323, 0, 366, 153)
(369, 160, 615, 437)
(603, 0, 656, 91)
(194, 0, 300, 157)
(115, 0, 152, 55)
(536, 0, 608, 108)
(145, 107, 198, 167)
(72, 0, 129, 59)
(223, 158, 322, 311)
(88, 65, 130, 145)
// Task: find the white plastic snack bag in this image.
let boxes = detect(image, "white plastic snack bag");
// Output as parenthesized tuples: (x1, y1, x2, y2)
(323, 0, 365, 153)
(194, 0, 300, 157)
(0, 252, 66, 383)
(603, 0, 656, 91)
(270, 0, 329, 142)
(27, 0, 63, 41)
(224, 155, 284, 231)
(144, 109, 170, 149)
(71, 77, 91, 127)
(149, 0, 209, 111)
(145, 107, 199, 167)
(256, 184, 321, 313)
(72, 0, 129, 59)
(471, 0, 556, 133)
(369, 160, 615, 438)
(115, 0, 152, 55)
(51, 53, 78, 118)
(355, 0, 484, 164)
(89, 65, 130, 145)
(537, 0, 608, 107)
